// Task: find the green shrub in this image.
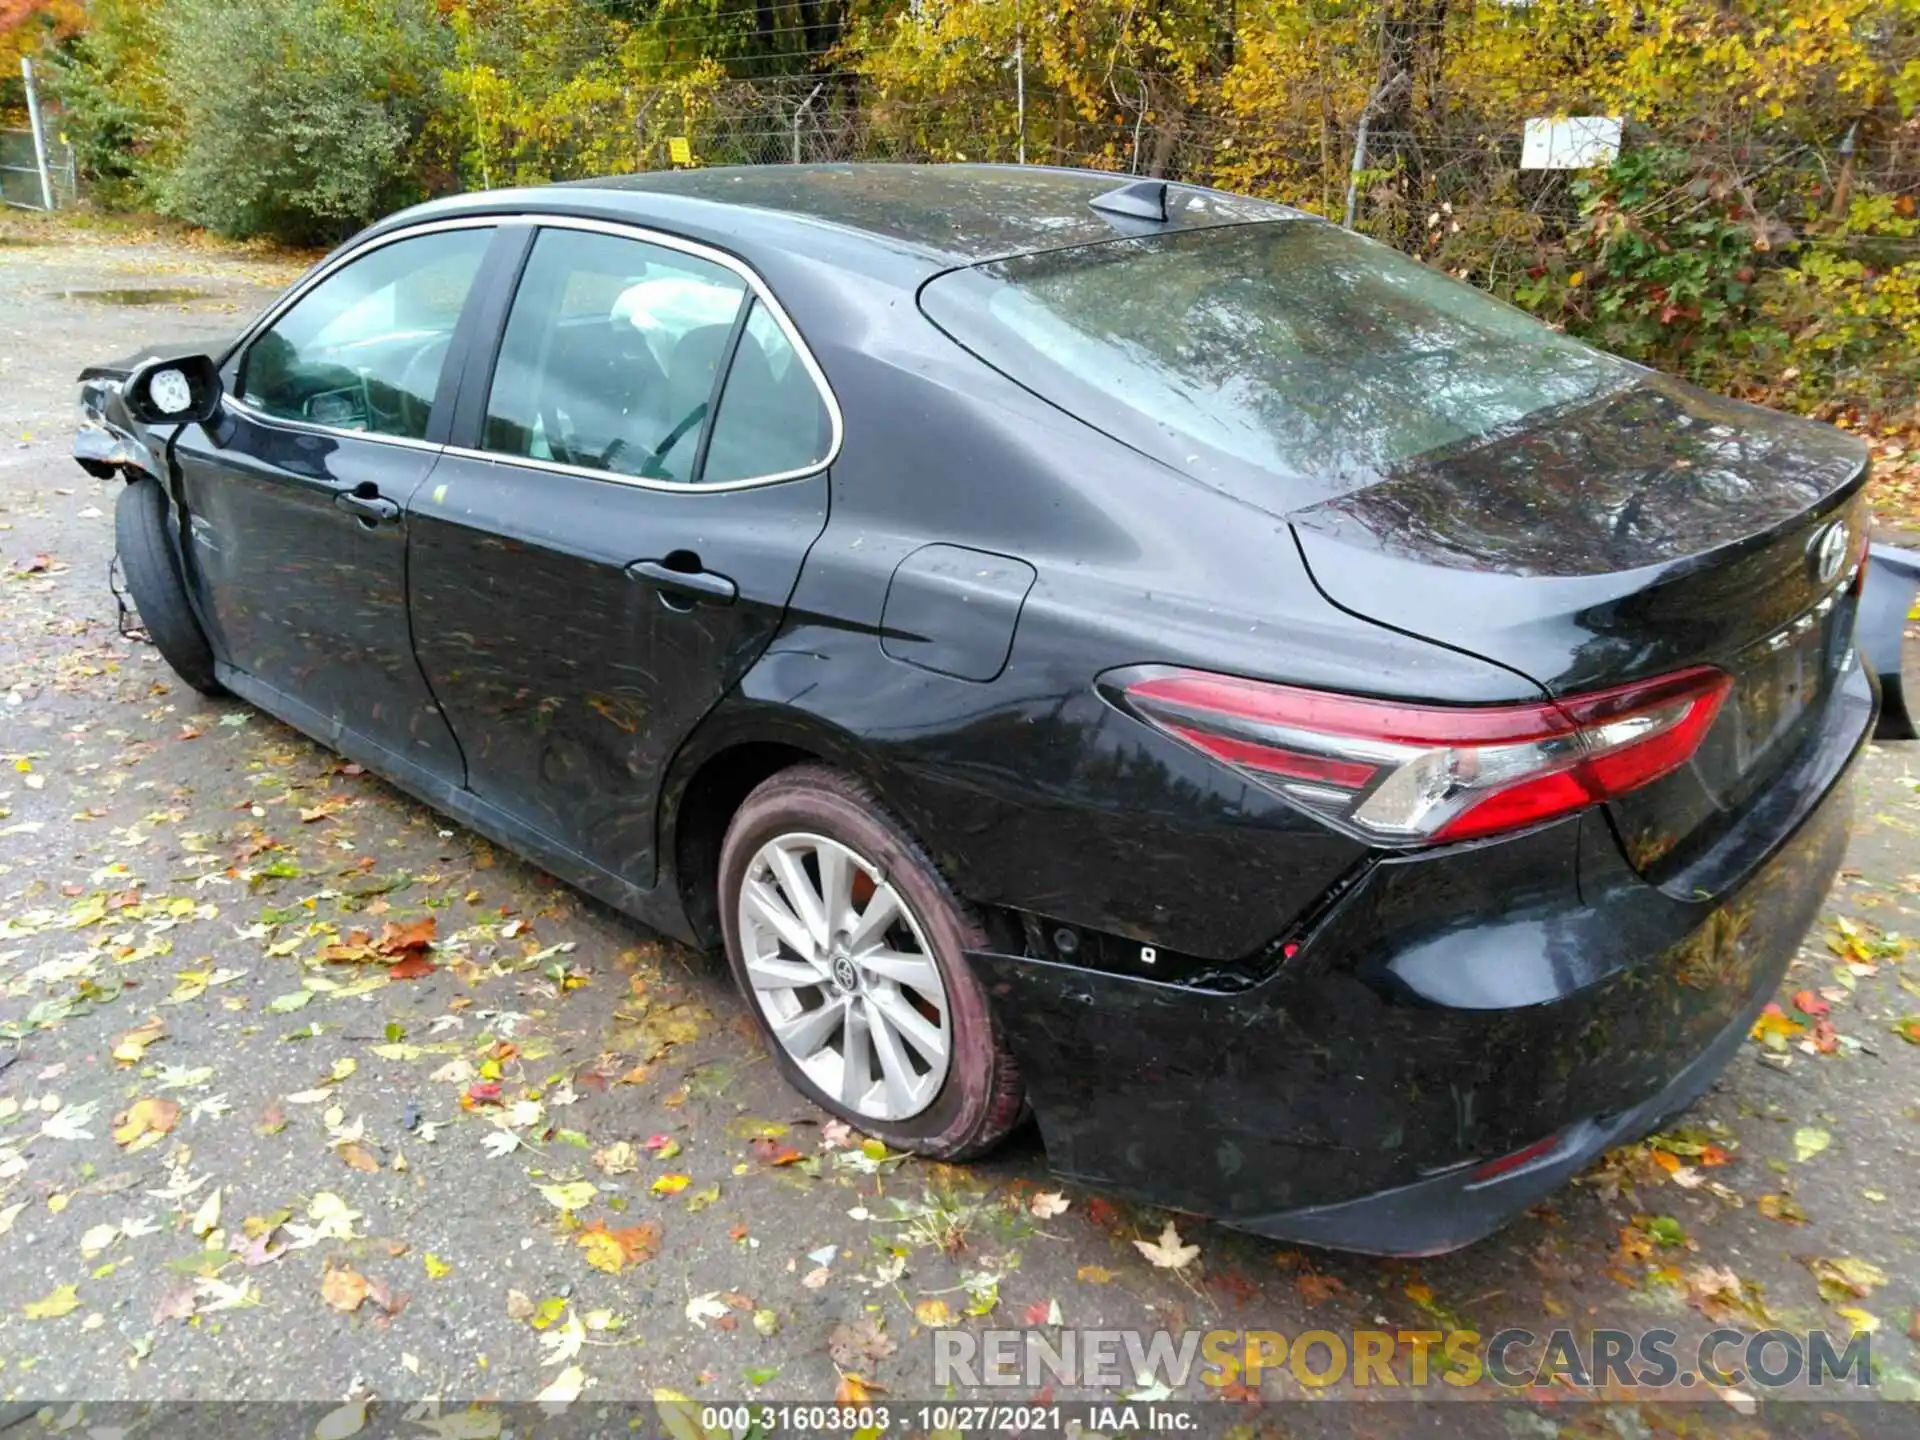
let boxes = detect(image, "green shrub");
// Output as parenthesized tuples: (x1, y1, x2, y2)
(150, 0, 450, 245)
(1510, 147, 1782, 384)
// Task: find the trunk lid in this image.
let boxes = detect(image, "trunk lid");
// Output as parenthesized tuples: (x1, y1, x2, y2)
(1289, 379, 1869, 884)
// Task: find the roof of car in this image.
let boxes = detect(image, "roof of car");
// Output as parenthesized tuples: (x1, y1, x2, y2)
(389, 164, 1309, 274)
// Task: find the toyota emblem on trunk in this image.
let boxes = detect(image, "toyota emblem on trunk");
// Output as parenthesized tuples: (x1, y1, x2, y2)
(1810, 521, 1848, 587)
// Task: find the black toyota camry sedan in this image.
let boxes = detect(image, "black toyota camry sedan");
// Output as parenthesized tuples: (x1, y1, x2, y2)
(74, 164, 1876, 1254)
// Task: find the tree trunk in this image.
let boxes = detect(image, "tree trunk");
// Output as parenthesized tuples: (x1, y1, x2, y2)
(1367, 0, 1453, 246)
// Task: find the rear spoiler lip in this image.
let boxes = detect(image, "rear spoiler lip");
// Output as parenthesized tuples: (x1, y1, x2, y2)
(1862, 542, 1920, 740)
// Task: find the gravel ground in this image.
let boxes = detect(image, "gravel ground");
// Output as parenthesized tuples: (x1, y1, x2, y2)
(0, 211, 1916, 1436)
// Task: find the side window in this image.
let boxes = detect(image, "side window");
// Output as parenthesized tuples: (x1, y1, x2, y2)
(702, 300, 834, 483)
(240, 228, 491, 439)
(483, 228, 747, 482)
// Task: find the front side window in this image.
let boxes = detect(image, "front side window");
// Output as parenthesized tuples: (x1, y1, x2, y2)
(240, 228, 492, 439)
(483, 229, 748, 482)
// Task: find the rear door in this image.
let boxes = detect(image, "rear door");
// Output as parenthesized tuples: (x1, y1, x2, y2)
(407, 220, 836, 886)
(176, 222, 498, 777)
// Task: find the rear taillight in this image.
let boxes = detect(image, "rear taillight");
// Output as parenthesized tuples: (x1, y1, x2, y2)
(1112, 664, 1732, 845)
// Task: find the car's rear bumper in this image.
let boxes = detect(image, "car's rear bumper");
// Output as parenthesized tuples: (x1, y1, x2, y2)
(968, 663, 1870, 1254)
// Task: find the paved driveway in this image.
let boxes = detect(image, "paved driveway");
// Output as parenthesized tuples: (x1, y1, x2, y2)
(1, 216, 1916, 1434)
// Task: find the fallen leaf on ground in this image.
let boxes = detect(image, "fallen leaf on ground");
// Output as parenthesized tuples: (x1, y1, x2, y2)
(339, 1143, 381, 1173)
(24, 1284, 81, 1320)
(189, 1187, 222, 1238)
(152, 1283, 197, 1324)
(1029, 1191, 1070, 1219)
(1792, 1127, 1831, 1163)
(321, 1264, 369, 1312)
(650, 1173, 691, 1196)
(313, 1400, 368, 1440)
(575, 1220, 660, 1274)
(914, 1297, 954, 1327)
(1805, 1255, 1888, 1302)
(835, 1373, 882, 1404)
(112, 1097, 182, 1148)
(538, 1181, 597, 1213)
(1133, 1221, 1200, 1271)
(748, 1137, 803, 1166)
(1026, 1298, 1064, 1326)
(1685, 1265, 1771, 1325)
(1296, 1271, 1346, 1304)
(1757, 1193, 1809, 1224)
(828, 1317, 897, 1368)
(423, 1253, 453, 1280)
(377, 916, 437, 954)
(1835, 1305, 1880, 1334)
(1791, 989, 1830, 1017)
(1750, 1004, 1804, 1048)
(591, 1141, 637, 1175)
(112, 1016, 166, 1064)
(536, 1364, 585, 1406)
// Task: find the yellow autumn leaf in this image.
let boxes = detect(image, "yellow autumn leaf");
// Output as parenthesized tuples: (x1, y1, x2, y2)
(1835, 1305, 1879, 1335)
(650, 1173, 691, 1196)
(112, 1096, 182, 1148)
(538, 1181, 597, 1212)
(423, 1253, 453, 1280)
(24, 1284, 81, 1320)
(913, 1297, 954, 1327)
(112, 1016, 165, 1064)
(577, 1228, 628, 1275)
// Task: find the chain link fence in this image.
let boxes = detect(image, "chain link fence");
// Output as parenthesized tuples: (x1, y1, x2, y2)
(0, 127, 76, 210)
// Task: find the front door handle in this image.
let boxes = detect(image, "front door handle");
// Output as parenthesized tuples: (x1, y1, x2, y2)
(627, 558, 738, 607)
(336, 487, 400, 523)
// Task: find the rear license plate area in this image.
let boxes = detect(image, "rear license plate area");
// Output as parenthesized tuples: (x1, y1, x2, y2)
(1730, 603, 1841, 772)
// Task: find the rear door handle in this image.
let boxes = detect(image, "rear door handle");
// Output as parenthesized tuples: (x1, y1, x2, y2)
(336, 489, 400, 523)
(627, 558, 738, 607)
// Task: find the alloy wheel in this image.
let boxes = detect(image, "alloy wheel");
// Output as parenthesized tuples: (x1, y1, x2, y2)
(736, 831, 951, 1121)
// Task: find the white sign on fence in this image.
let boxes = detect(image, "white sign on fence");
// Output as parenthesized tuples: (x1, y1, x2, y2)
(1520, 115, 1622, 171)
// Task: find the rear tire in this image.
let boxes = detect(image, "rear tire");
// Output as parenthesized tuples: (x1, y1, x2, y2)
(718, 764, 1025, 1160)
(115, 477, 222, 697)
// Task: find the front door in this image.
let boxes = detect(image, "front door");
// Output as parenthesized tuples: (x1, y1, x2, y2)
(408, 222, 837, 886)
(174, 224, 496, 775)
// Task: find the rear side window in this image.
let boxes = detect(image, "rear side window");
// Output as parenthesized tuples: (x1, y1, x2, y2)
(483, 228, 747, 482)
(702, 301, 834, 483)
(919, 222, 1635, 497)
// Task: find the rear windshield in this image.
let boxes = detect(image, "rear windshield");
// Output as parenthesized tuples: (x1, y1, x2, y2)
(919, 222, 1637, 500)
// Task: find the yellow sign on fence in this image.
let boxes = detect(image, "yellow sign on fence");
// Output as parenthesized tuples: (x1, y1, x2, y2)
(668, 137, 692, 166)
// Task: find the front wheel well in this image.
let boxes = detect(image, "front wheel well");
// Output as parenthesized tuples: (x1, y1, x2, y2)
(672, 741, 818, 950)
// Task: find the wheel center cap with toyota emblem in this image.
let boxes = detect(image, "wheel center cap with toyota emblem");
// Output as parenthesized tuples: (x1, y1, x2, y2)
(1809, 519, 1849, 587)
(830, 954, 860, 992)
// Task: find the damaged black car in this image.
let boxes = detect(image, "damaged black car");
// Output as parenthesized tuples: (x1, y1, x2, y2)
(75, 164, 1888, 1253)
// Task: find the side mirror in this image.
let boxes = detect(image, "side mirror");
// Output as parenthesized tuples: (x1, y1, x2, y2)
(123, 354, 224, 427)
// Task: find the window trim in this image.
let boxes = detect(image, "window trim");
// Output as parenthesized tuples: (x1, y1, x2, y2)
(220, 215, 504, 452)
(450, 215, 844, 493)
